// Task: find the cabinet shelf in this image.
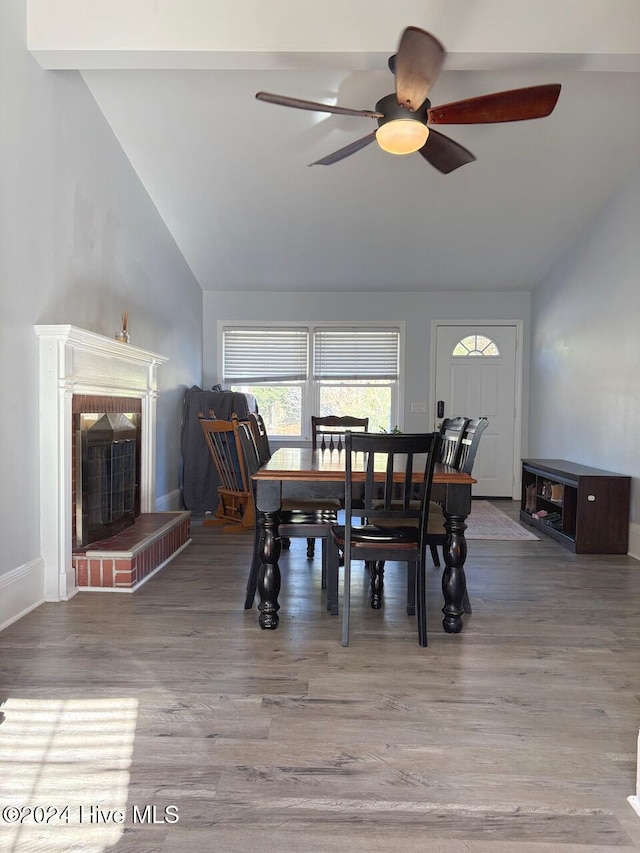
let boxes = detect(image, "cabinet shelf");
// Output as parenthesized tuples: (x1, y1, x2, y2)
(536, 495, 564, 507)
(520, 459, 630, 554)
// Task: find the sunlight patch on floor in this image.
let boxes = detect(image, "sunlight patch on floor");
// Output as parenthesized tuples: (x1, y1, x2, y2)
(0, 697, 137, 852)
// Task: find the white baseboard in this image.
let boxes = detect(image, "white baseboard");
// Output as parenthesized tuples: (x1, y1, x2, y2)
(629, 522, 640, 562)
(155, 488, 183, 512)
(0, 558, 46, 633)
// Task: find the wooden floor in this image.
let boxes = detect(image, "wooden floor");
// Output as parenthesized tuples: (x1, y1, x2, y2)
(2, 502, 640, 852)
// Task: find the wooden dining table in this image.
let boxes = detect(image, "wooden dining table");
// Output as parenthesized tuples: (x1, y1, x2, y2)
(251, 446, 476, 635)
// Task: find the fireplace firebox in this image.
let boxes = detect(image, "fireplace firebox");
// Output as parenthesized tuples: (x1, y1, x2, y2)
(75, 412, 141, 547)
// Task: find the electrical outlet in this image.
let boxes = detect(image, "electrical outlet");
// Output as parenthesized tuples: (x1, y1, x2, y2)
(410, 402, 427, 413)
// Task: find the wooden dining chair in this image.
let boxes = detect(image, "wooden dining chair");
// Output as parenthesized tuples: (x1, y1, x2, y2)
(198, 412, 254, 530)
(247, 411, 342, 563)
(369, 417, 485, 617)
(331, 430, 441, 647)
(246, 412, 272, 466)
(238, 425, 341, 614)
(311, 415, 369, 451)
(456, 416, 489, 474)
(427, 416, 489, 567)
(438, 416, 470, 467)
(425, 416, 469, 565)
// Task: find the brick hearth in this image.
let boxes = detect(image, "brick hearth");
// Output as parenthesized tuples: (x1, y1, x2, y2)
(73, 512, 190, 591)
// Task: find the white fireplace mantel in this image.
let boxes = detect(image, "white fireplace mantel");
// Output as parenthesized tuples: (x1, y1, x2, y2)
(35, 325, 168, 601)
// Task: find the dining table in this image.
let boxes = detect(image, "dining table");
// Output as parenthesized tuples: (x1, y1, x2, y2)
(251, 446, 476, 634)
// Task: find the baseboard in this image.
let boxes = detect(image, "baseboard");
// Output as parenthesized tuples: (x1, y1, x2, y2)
(156, 488, 183, 512)
(0, 558, 46, 633)
(629, 522, 640, 562)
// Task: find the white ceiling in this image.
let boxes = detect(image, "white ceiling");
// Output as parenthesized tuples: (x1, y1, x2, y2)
(83, 61, 640, 293)
(29, 0, 636, 294)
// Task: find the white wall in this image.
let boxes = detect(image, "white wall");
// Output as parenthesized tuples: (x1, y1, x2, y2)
(0, 1, 202, 617)
(530, 166, 640, 530)
(203, 288, 531, 437)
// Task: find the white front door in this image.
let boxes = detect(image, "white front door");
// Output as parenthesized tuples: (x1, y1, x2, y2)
(434, 324, 518, 498)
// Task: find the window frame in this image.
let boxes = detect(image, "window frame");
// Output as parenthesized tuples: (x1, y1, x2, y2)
(217, 321, 404, 442)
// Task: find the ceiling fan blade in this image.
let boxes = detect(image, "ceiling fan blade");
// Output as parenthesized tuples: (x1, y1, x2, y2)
(419, 129, 476, 174)
(428, 84, 561, 124)
(256, 92, 382, 119)
(394, 27, 445, 111)
(309, 132, 377, 166)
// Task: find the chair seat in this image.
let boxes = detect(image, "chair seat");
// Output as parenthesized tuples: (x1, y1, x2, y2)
(331, 523, 419, 548)
(372, 500, 446, 534)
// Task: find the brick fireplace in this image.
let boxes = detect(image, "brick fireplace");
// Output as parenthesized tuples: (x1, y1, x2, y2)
(36, 325, 190, 598)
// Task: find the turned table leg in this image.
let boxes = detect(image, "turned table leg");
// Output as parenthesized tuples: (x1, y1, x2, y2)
(257, 510, 281, 629)
(440, 483, 471, 634)
(254, 480, 283, 630)
(441, 514, 467, 633)
(369, 560, 385, 609)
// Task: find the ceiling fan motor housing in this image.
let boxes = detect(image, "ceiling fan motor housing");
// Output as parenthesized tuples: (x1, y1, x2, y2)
(375, 93, 430, 128)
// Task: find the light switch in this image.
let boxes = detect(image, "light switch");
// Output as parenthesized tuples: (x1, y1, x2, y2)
(411, 402, 427, 413)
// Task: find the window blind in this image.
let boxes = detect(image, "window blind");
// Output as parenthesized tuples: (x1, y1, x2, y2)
(223, 328, 308, 383)
(313, 328, 400, 380)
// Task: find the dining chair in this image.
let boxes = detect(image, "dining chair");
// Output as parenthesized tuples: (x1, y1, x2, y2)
(247, 411, 342, 563)
(246, 412, 272, 466)
(438, 416, 470, 467)
(313, 415, 370, 517)
(456, 416, 489, 474)
(238, 425, 341, 613)
(427, 416, 489, 568)
(198, 412, 255, 530)
(426, 416, 469, 565)
(311, 415, 369, 451)
(369, 417, 486, 617)
(331, 430, 441, 647)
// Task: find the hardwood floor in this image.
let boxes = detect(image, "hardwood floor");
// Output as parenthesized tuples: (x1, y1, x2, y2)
(2, 501, 640, 851)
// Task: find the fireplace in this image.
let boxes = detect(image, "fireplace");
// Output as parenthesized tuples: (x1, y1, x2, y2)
(75, 410, 141, 547)
(36, 325, 190, 599)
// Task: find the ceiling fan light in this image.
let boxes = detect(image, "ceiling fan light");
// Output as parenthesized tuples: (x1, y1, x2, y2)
(376, 119, 429, 155)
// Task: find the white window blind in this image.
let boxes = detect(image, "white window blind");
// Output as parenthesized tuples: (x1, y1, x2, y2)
(223, 328, 308, 383)
(313, 328, 400, 380)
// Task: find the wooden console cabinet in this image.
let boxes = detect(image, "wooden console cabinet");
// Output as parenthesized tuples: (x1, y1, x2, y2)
(520, 459, 630, 554)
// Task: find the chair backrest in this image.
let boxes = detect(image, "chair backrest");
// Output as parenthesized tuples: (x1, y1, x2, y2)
(345, 431, 441, 535)
(246, 412, 272, 464)
(198, 412, 250, 492)
(438, 416, 469, 467)
(312, 415, 369, 451)
(457, 417, 489, 474)
(236, 420, 261, 481)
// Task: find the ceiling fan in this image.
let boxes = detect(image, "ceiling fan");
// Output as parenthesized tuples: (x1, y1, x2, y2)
(255, 26, 561, 174)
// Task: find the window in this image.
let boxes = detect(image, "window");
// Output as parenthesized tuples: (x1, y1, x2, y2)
(222, 328, 307, 436)
(222, 325, 400, 439)
(452, 334, 500, 356)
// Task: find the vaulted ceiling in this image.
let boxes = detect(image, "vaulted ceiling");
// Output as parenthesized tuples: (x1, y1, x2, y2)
(31, 1, 640, 292)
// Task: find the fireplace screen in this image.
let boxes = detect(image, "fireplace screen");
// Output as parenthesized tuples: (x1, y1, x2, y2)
(76, 412, 141, 547)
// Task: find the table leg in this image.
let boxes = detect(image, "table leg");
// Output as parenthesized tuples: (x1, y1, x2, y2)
(369, 560, 384, 609)
(254, 479, 284, 630)
(257, 510, 281, 629)
(440, 484, 471, 634)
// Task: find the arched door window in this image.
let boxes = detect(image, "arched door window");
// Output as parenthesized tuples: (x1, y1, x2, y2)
(452, 334, 500, 357)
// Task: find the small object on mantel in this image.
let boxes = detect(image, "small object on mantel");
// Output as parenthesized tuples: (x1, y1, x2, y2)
(115, 310, 130, 343)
